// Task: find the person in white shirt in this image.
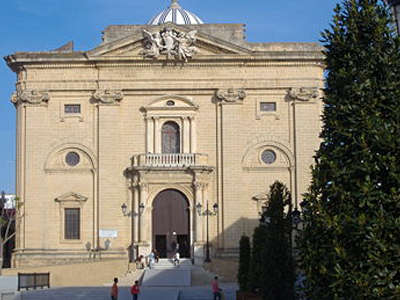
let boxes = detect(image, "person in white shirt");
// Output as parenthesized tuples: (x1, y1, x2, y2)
(173, 251, 180, 267)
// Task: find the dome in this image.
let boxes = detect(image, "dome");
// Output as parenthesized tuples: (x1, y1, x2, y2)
(148, 0, 204, 25)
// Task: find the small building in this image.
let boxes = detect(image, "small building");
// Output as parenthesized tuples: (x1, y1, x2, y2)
(4, 0, 324, 267)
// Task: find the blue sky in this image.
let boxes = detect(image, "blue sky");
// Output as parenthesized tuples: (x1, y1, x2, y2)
(0, 0, 340, 193)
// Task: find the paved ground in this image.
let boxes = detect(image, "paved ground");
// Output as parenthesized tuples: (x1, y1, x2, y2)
(5, 259, 238, 299)
(17, 284, 238, 300)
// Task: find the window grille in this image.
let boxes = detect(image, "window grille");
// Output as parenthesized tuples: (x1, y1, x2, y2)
(260, 102, 276, 112)
(64, 104, 81, 114)
(65, 208, 80, 240)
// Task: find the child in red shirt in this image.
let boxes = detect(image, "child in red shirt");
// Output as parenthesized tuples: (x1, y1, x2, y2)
(111, 277, 119, 300)
(212, 276, 222, 300)
(131, 280, 140, 300)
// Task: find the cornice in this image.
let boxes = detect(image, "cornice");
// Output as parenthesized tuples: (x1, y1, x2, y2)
(17, 61, 324, 70)
(6, 53, 324, 69)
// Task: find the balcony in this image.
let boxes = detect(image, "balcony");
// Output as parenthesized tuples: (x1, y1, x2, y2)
(132, 153, 209, 168)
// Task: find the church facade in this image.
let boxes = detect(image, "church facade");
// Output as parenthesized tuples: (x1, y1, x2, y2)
(5, 0, 324, 267)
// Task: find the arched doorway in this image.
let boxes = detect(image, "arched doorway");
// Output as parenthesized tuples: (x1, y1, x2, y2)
(152, 189, 190, 258)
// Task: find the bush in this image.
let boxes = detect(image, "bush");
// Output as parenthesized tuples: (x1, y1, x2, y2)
(237, 235, 251, 291)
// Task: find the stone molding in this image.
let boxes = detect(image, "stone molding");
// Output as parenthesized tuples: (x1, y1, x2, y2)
(11, 89, 50, 106)
(55, 192, 88, 203)
(287, 87, 319, 102)
(92, 89, 123, 105)
(215, 88, 246, 104)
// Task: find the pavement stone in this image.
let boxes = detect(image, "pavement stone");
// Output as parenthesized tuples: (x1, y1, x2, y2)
(18, 285, 238, 300)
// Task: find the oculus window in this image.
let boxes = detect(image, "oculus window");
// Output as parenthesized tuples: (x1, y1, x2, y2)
(66, 152, 80, 167)
(261, 150, 277, 165)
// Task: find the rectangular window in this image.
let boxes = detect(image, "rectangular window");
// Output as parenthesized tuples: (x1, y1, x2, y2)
(64, 104, 81, 114)
(65, 208, 80, 240)
(260, 102, 276, 112)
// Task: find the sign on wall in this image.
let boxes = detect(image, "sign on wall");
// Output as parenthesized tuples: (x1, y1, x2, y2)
(99, 229, 118, 238)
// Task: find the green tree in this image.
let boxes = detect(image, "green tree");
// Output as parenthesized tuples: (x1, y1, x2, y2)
(248, 224, 267, 293)
(237, 235, 251, 291)
(299, 1, 400, 299)
(261, 181, 295, 300)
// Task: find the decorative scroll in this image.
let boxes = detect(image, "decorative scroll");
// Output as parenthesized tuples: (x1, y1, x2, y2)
(92, 89, 123, 105)
(288, 87, 319, 102)
(215, 88, 246, 104)
(142, 28, 198, 62)
(11, 90, 50, 106)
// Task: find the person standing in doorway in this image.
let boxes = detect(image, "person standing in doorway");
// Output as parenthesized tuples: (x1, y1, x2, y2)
(212, 276, 222, 300)
(110, 277, 119, 300)
(148, 250, 155, 269)
(131, 280, 140, 300)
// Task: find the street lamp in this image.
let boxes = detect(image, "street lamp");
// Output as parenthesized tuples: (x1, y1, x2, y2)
(386, 0, 400, 34)
(121, 202, 145, 262)
(121, 202, 145, 217)
(196, 201, 218, 263)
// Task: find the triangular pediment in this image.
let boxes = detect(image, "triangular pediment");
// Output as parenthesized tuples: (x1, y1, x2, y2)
(55, 192, 88, 203)
(87, 24, 252, 58)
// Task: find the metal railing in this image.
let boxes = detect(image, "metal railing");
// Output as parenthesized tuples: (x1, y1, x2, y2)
(18, 273, 50, 291)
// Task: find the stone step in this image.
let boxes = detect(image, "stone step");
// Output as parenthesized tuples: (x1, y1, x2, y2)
(142, 269, 191, 287)
(178, 286, 237, 300)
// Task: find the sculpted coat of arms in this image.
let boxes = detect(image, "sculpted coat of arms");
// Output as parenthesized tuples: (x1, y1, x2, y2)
(142, 28, 198, 62)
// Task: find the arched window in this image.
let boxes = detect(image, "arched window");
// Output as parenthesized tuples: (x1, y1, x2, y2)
(162, 121, 180, 153)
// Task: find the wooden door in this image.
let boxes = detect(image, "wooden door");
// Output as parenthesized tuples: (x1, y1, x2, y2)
(152, 189, 190, 258)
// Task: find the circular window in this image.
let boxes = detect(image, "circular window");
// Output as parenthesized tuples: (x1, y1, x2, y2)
(261, 150, 276, 165)
(66, 152, 80, 167)
(166, 100, 175, 106)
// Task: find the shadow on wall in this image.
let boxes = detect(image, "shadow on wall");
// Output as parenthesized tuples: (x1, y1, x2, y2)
(210, 217, 260, 255)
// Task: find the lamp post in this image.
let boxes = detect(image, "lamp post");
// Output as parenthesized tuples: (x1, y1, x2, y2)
(196, 201, 218, 263)
(386, 0, 400, 34)
(121, 202, 145, 261)
(121, 202, 145, 217)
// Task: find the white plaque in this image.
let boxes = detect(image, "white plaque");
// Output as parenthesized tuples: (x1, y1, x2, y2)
(99, 229, 118, 238)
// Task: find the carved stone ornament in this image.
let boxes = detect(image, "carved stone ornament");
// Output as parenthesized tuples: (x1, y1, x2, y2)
(92, 89, 123, 105)
(11, 90, 50, 106)
(142, 28, 198, 62)
(288, 87, 319, 102)
(215, 88, 246, 104)
(55, 192, 88, 203)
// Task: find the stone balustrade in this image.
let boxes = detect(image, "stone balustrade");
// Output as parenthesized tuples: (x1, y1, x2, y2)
(133, 153, 208, 167)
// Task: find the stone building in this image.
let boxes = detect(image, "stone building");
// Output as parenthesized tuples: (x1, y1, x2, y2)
(4, 0, 324, 267)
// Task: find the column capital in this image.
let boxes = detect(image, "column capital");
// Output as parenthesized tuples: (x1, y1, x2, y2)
(138, 182, 149, 192)
(287, 87, 319, 102)
(92, 89, 123, 105)
(11, 89, 50, 106)
(192, 181, 207, 191)
(215, 88, 246, 104)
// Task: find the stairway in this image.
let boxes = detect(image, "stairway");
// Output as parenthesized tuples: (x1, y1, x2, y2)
(142, 258, 192, 287)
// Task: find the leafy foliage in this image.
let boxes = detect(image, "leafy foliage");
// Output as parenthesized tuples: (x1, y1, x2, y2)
(248, 224, 267, 292)
(247, 181, 295, 299)
(261, 181, 295, 300)
(298, 1, 400, 299)
(238, 235, 251, 291)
